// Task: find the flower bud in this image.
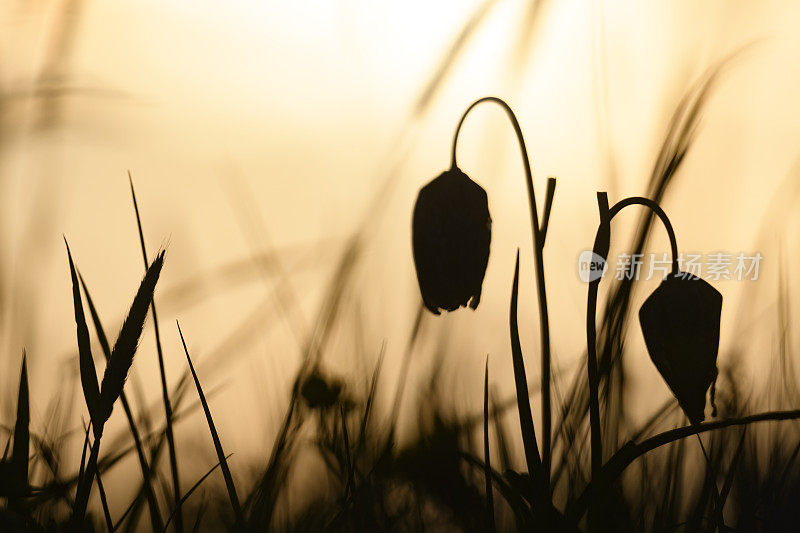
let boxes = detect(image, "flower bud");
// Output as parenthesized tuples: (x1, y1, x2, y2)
(412, 167, 491, 314)
(638, 272, 722, 424)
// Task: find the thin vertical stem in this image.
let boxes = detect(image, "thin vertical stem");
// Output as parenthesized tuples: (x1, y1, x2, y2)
(483, 356, 496, 532)
(451, 96, 554, 487)
(587, 193, 610, 489)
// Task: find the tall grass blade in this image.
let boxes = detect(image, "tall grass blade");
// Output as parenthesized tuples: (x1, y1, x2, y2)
(12, 353, 29, 492)
(129, 173, 183, 533)
(77, 422, 91, 491)
(96, 456, 114, 532)
(508, 251, 542, 483)
(177, 321, 243, 527)
(65, 239, 101, 431)
(0, 354, 30, 498)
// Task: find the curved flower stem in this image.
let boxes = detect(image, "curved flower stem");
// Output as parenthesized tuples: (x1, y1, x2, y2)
(585, 192, 679, 525)
(451, 96, 556, 488)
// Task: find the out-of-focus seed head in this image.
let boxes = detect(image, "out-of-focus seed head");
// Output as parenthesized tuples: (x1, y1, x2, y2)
(412, 167, 491, 315)
(639, 272, 722, 424)
(300, 372, 342, 410)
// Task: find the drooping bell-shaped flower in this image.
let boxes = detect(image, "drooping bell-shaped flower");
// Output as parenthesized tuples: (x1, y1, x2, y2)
(639, 272, 722, 424)
(412, 167, 491, 314)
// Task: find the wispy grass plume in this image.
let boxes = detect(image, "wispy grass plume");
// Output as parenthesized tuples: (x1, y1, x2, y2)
(99, 250, 165, 423)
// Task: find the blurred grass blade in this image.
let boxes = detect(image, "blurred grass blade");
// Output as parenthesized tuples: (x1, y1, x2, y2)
(711, 429, 746, 533)
(99, 250, 165, 424)
(65, 239, 101, 431)
(484, 356, 495, 532)
(340, 404, 354, 500)
(413, 0, 499, 113)
(191, 500, 208, 533)
(358, 345, 384, 447)
(177, 321, 243, 527)
(491, 389, 513, 474)
(113, 493, 140, 532)
(509, 251, 542, 480)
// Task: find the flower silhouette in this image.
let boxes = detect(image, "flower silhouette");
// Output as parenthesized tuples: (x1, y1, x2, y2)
(412, 167, 491, 315)
(639, 272, 722, 424)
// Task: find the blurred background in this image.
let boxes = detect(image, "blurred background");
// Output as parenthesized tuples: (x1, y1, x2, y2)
(2, 0, 800, 523)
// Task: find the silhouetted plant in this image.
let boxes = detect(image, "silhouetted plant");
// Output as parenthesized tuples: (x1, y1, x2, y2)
(585, 193, 722, 471)
(582, 192, 724, 526)
(65, 241, 165, 527)
(412, 96, 558, 487)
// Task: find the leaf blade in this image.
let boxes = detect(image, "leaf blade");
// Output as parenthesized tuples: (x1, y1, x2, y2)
(178, 321, 243, 527)
(509, 251, 542, 479)
(65, 239, 101, 431)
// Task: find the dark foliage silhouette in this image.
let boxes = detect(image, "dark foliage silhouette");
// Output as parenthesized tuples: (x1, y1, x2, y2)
(2, 77, 800, 530)
(66, 242, 165, 528)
